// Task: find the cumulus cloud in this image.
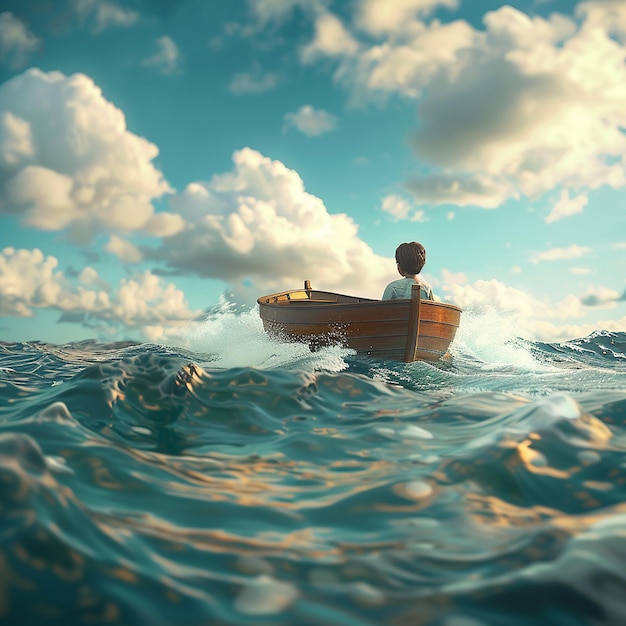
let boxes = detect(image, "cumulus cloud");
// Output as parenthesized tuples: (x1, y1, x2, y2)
(105, 235, 143, 263)
(531, 244, 591, 263)
(355, 0, 459, 35)
(301, 13, 359, 62)
(0, 247, 199, 339)
(436, 269, 621, 341)
(381, 194, 410, 219)
(142, 36, 182, 74)
(408, 8, 625, 207)
(78, 266, 110, 291)
(580, 287, 622, 308)
(0, 69, 171, 241)
(283, 105, 337, 136)
(298, 3, 626, 209)
(545, 190, 588, 223)
(0, 247, 114, 319)
(437, 268, 626, 340)
(308, 14, 475, 102)
(440, 270, 542, 318)
(0, 247, 65, 317)
(406, 173, 507, 209)
(72, 0, 139, 33)
(381, 193, 424, 221)
(112, 272, 197, 327)
(0, 111, 34, 165)
(148, 148, 397, 300)
(576, 0, 626, 40)
(143, 211, 185, 237)
(0, 12, 39, 69)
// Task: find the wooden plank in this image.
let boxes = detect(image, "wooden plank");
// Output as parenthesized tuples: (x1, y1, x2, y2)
(403, 284, 421, 362)
(262, 317, 458, 340)
(418, 321, 459, 341)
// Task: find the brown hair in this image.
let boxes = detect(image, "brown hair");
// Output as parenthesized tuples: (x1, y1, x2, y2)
(395, 242, 426, 275)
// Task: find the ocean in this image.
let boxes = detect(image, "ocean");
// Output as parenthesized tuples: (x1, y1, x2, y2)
(1, 307, 625, 626)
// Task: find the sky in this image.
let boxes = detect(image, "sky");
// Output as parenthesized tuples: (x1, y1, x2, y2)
(0, 0, 625, 345)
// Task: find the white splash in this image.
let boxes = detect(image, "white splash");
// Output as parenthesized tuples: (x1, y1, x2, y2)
(452, 308, 546, 371)
(163, 301, 351, 372)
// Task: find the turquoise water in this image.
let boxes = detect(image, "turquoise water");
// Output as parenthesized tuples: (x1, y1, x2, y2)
(1, 308, 625, 625)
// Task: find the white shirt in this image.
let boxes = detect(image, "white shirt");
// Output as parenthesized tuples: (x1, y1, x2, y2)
(381, 277, 434, 301)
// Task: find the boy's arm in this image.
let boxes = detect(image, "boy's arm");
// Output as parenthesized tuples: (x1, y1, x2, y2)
(381, 283, 394, 300)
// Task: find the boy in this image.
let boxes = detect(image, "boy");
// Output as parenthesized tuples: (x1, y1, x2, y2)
(382, 242, 434, 300)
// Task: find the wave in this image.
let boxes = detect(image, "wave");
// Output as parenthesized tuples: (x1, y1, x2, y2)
(1, 309, 625, 624)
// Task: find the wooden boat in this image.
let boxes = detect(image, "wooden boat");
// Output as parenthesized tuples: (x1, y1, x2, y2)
(257, 280, 462, 362)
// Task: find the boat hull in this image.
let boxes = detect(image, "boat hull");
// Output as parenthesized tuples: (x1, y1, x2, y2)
(257, 286, 461, 362)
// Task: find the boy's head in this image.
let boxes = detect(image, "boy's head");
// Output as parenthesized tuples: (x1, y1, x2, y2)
(395, 242, 426, 276)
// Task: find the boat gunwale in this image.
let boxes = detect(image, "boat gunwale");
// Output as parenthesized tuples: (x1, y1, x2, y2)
(257, 291, 462, 315)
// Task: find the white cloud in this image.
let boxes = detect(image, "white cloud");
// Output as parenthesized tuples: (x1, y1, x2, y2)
(112, 272, 197, 327)
(407, 7, 625, 207)
(0, 247, 198, 339)
(0, 69, 171, 241)
(151, 148, 396, 301)
(545, 189, 588, 223)
(105, 236, 143, 263)
(78, 266, 110, 291)
(437, 269, 609, 341)
(229, 68, 280, 94)
(440, 271, 540, 318)
(299, 4, 626, 208)
(531, 244, 591, 263)
(142, 36, 182, 75)
(72, 0, 139, 33)
(380, 193, 425, 221)
(0, 247, 110, 317)
(301, 13, 359, 62)
(355, 0, 459, 35)
(0, 12, 39, 69)
(144, 212, 185, 237)
(283, 105, 337, 136)
(576, 0, 626, 40)
(570, 267, 592, 275)
(324, 17, 476, 104)
(580, 286, 621, 308)
(437, 269, 626, 340)
(0, 111, 34, 165)
(407, 173, 508, 208)
(381, 194, 411, 219)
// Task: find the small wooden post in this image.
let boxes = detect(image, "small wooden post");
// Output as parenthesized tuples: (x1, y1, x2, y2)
(403, 284, 421, 362)
(304, 280, 311, 291)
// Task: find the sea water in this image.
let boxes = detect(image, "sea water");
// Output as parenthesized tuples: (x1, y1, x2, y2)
(1, 306, 625, 625)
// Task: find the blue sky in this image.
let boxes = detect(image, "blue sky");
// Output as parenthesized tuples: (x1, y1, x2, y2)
(0, 0, 624, 344)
